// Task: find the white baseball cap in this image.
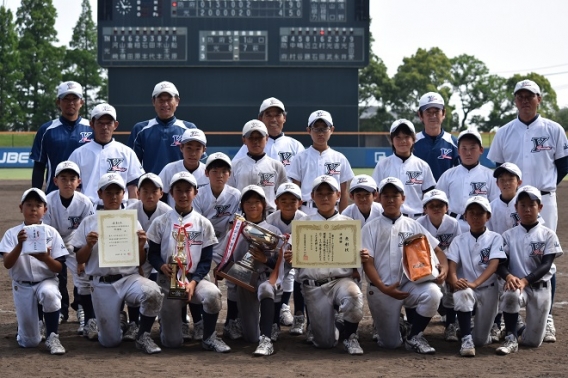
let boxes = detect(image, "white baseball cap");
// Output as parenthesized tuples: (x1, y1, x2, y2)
(98, 173, 126, 190)
(180, 128, 207, 146)
(205, 152, 232, 169)
(515, 185, 542, 203)
(390, 119, 416, 134)
(493, 162, 522, 180)
(91, 103, 117, 120)
(378, 177, 405, 194)
(418, 92, 445, 111)
(57, 81, 83, 99)
(422, 189, 449, 206)
(514, 79, 541, 96)
(465, 196, 491, 213)
(55, 160, 81, 177)
(170, 171, 197, 188)
(21, 188, 47, 204)
(349, 174, 377, 193)
(308, 110, 333, 127)
(311, 175, 340, 192)
(241, 184, 266, 200)
(276, 182, 302, 200)
(242, 120, 268, 137)
(458, 128, 483, 145)
(137, 173, 163, 189)
(259, 97, 285, 115)
(152, 81, 179, 97)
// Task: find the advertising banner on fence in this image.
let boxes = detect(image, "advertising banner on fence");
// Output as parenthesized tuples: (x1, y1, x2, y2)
(0, 148, 33, 168)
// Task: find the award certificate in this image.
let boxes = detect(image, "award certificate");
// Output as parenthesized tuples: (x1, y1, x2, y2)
(97, 210, 139, 268)
(22, 225, 47, 254)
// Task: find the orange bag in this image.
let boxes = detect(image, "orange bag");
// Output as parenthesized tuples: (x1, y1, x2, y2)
(402, 234, 439, 283)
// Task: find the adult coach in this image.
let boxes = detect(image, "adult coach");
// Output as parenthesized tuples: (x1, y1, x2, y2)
(127, 81, 197, 174)
(414, 92, 460, 181)
(31, 81, 93, 194)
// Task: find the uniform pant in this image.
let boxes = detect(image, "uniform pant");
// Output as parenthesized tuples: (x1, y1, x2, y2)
(454, 284, 499, 346)
(540, 192, 557, 232)
(65, 252, 91, 296)
(237, 280, 277, 343)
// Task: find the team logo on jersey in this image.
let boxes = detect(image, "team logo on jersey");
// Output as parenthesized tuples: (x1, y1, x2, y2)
(324, 163, 341, 175)
(107, 158, 127, 172)
(529, 242, 546, 256)
(437, 148, 453, 160)
(405, 171, 423, 185)
(79, 131, 92, 143)
(278, 152, 293, 166)
(171, 135, 183, 146)
(214, 205, 232, 218)
(436, 234, 454, 250)
(186, 231, 203, 246)
(258, 173, 275, 187)
(510, 212, 520, 226)
(479, 247, 491, 265)
(469, 182, 487, 195)
(68, 216, 83, 230)
(563, 142, 568, 150)
(531, 137, 552, 153)
(398, 232, 414, 246)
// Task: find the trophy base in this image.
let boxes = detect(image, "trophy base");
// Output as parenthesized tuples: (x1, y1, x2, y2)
(216, 261, 258, 292)
(168, 287, 188, 300)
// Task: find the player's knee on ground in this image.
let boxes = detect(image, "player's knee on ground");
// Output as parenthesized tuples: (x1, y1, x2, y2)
(257, 281, 276, 301)
(499, 290, 521, 313)
(37, 289, 62, 313)
(139, 280, 163, 317)
(339, 292, 364, 323)
(415, 283, 443, 317)
(453, 288, 475, 312)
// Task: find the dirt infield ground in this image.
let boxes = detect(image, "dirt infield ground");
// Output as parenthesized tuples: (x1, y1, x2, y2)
(1, 180, 567, 377)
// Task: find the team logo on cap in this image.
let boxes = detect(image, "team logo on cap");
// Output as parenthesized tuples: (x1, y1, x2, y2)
(68, 216, 83, 230)
(398, 232, 414, 247)
(405, 171, 423, 185)
(529, 242, 546, 256)
(258, 173, 275, 187)
(107, 158, 127, 172)
(531, 137, 551, 153)
(66, 82, 79, 90)
(278, 152, 293, 166)
(214, 205, 232, 218)
(324, 163, 341, 175)
(469, 182, 487, 195)
(79, 132, 92, 143)
(438, 148, 453, 160)
(171, 135, 183, 146)
(436, 234, 454, 250)
(479, 247, 490, 265)
(427, 95, 438, 102)
(357, 177, 369, 184)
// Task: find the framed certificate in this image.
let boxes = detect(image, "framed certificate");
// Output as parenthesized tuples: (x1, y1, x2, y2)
(97, 210, 139, 268)
(291, 220, 361, 269)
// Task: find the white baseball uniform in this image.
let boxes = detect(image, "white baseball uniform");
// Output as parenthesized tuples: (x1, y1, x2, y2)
(488, 116, 568, 231)
(372, 154, 436, 217)
(228, 154, 287, 214)
(70, 213, 163, 348)
(288, 146, 355, 215)
(341, 202, 383, 225)
(447, 230, 506, 346)
(486, 197, 520, 235)
(68, 139, 144, 205)
(416, 214, 461, 252)
(296, 212, 363, 349)
(361, 214, 442, 349)
(147, 209, 220, 348)
(159, 160, 209, 209)
(0, 223, 68, 347)
(500, 224, 562, 347)
(193, 184, 241, 238)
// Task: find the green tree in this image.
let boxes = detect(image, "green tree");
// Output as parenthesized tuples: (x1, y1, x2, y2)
(63, 0, 106, 116)
(0, 6, 23, 130)
(551, 107, 568, 130)
(358, 51, 395, 131)
(507, 72, 559, 119)
(16, 0, 65, 131)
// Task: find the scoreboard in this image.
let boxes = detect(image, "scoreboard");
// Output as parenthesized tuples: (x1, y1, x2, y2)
(97, 0, 370, 67)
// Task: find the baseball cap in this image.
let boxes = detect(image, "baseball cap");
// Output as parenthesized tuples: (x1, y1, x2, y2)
(514, 79, 541, 96)
(21, 188, 47, 204)
(242, 120, 268, 137)
(515, 185, 542, 203)
(422, 189, 449, 206)
(170, 171, 197, 188)
(91, 103, 117, 120)
(205, 152, 232, 169)
(180, 128, 207, 146)
(55, 160, 81, 177)
(308, 110, 333, 127)
(137, 173, 163, 190)
(378, 177, 405, 194)
(458, 128, 483, 145)
(241, 184, 266, 200)
(259, 97, 285, 115)
(97, 173, 126, 191)
(152, 81, 179, 98)
(311, 175, 340, 192)
(493, 162, 522, 180)
(349, 175, 377, 193)
(57, 81, 83, 99)
(465, 196, 491, 213)
(390, 119, 416, 134)
(276, 182, 302, 200)
(418, 92, 445, 111)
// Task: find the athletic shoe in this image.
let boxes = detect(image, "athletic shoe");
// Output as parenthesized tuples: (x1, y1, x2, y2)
(136, 332, 161, 354)
(223, 319, 243, 340)
(405, 332, 436, 354)
(83, 318, 99, 340)
(193, 320, 204, 341)
(399, 315, 411, 340)
(305, 324, 314, 344)
(279, 303, 293, 326)
(371, 324, 379, 342)
(271, 323, 280, 342)
(543, 316, 556, 343)
(120, 311, 128, 334)
(182, 322, 192, 341)
(444, 323, 459, 342)
(45, 333, 66, 355)
(39, 320, 46, 342)
(460, 334, 475, 357)
(496, 334, 518, 355)
(290, 315, 305, 336)
(343, 333, 364, 355)
(123, 322, 139, 342)
(202, 333, 231, 353)
(253, 335, 274, 356)
(490, 323, 503, 343)
(77, 305, 85, 335)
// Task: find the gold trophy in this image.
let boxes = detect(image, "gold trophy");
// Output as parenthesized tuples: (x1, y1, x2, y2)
(168, 221, 189, 300)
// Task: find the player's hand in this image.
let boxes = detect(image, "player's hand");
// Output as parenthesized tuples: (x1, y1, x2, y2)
(17, 229, 27, 245)
(381, 282, 410, 300)
(161, 263, 173, 278)
(435, 263, 447, 284)
(284, 248, 293, 264)
(453, 278, 469, 291)
(504, 274, 522, 291)
(31, 246, 51, 261)
(249, 245, 267, 264)
(77, 263, 86, 275)
(185, 280, 197, 301)
(137, 230, 147, 250)
(86, 232, 98, 248)
(213, 266, 224, 281)
(360, 249, 370, 263)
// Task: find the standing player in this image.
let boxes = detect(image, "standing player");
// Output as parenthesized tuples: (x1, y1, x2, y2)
(127, 81, 197, 175)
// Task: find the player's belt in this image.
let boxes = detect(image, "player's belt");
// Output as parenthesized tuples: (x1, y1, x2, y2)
(402, 213, 424, 218)
(97, 274, 124, 284)
(16, 281, 40, 286)
(302, 201, 318, 209)
(540, 191, 551, 196)
(529, 281, 548, 290)
(302, 277, 339, 286)
(477, 282, 495, 290)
